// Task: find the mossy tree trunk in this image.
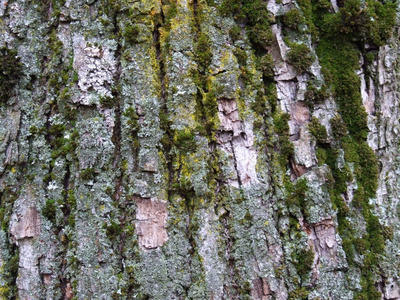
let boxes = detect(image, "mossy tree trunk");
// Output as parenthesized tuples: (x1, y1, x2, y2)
(0, 0, 400, 299)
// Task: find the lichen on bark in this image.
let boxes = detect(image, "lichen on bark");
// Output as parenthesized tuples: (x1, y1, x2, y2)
(0, 0, 400, 299)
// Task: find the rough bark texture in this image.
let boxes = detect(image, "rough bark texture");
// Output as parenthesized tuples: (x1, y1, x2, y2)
(0, 0, 400, 299)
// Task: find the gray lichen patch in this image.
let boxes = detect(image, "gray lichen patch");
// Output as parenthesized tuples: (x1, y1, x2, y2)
(72, 34, 117, 105)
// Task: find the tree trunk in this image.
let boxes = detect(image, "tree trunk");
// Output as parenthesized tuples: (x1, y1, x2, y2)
(0, 0, 399, 299)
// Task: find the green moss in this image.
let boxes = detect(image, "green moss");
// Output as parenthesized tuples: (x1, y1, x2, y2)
(194, 33, 212, 73)
(58, 87, 70, 103)
(273, 112, 290, 135)
(0, 190, 17, 235)
(0, 47, 23, 102)
(265, 81, 278, 112)
(296, 0, 312, 19)
(242, 0, 271, 25)
(366, 0, 397, 46)
(43, 172, 56, 183)
(72, 71, 79, 83)
(248, 23, 274, 48)
(194, 88, 219, 138)
(217, 2, 389, 293)
(287, 43, 314, 73)
(367, 215, 385, 253)
(332, 164, 353, 194)
(63, 104, 77, 121)
(304, 83, 329, 105)
(29, 126, 38, 135)
(353, 237, 369, 254)
(100, 15, 112, 27)
(296, 0, 327, 39)
(67, 191, 77, 209)
(324, 135, 382, 292)
(203, 90, 218, 120)
(357, 142, 378, 198)
(316, 148, 327, 165)
(123, 106, 140, 149)
(292, 248, 314, 277)
(49, 29, 63, 57)
(251, 91, 267, 116)
(273, 112, 294, 166)
(80, 168, 95, 181)
(382, 225, 394, 241)
(219, 0, 273, 48)
(286, 178, 309, 219)
(43, 199, 57, 224)
(49, 123, 65, 137)
(352, 186, 366, 209)
(49, 128, 78, 159)
(318, 9, 386, 139)
(0, 209, 6, 231)
(51, 141, 76, 159)
(283, 9, 304, 30)
(174, 128, 196, 153)
(124, 24, 141, 44)
(256, 54, 274, 79)
(341, 139, 379, 199)
(240, 210, 253, 225)
(164, 2, 178, 30)
(355, 275, 382, 300)
(333, 194, 350, 217)
(103, 221, 122, 240)
(218, 0, 243, 17)
(99, 95, 115, 108)
(67, 214, 76, 228)
(124, 106, 139, 130)
(288, 287, 309, 300)
(279, 136, 295, 167)
(341, 237, 355, 265)
(2, 249, 19, 299)
(321, 0, 396, 46)
(308, 117, 328, 144)
(233, 48, 247, 66)
(330, 115, 347, 140)
(229, 25, 242, 41)
(104, 186, 114, 197)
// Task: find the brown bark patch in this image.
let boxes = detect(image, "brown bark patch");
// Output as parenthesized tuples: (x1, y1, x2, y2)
(135, 198, 168, 249)
(43, 274, 51, 285)
(291, 159, 308, 178)
(217, 98, 241, 134)
(10, 206, 40, 240)
(65, 282, 74, 299)
(251, 277, 271, 300)
(291, 101, 309, 126)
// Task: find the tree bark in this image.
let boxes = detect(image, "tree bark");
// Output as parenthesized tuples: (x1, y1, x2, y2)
(0, 0, 399, 299)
